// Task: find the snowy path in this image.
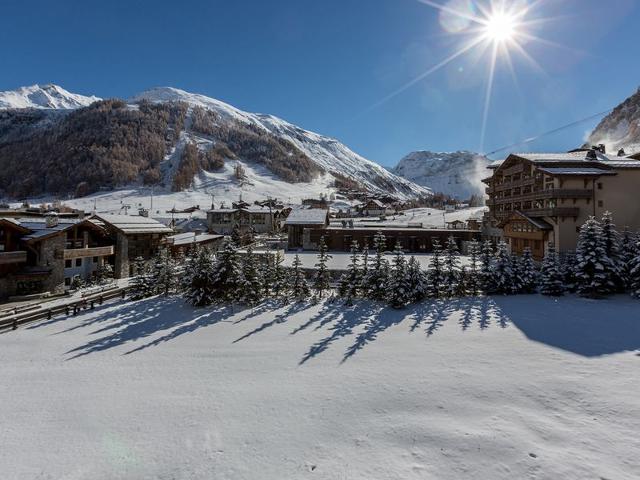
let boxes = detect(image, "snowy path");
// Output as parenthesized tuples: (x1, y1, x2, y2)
(0, 295, 638, 479)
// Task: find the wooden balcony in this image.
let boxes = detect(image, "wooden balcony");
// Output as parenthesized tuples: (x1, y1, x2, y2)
(0, 250, 27, 265)
(63, 245, 114, 259)
(491, 188, 593, 205)
(522, 207, 580, 217)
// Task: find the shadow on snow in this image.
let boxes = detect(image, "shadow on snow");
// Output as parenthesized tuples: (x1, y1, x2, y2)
(54, 294, 640, 362)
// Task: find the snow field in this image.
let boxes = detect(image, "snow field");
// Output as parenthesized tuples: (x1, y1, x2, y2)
(0, 294, 638, 479)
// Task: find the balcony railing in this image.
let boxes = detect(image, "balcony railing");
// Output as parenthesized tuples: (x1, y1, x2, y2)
(63, 245, 115, 259)
(491, 188, 593, 205)
(0, 250, 28, 265)
(522, 207, 580, 217)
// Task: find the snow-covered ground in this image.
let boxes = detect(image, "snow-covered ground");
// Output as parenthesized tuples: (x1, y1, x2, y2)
(1, 295, 638, 479)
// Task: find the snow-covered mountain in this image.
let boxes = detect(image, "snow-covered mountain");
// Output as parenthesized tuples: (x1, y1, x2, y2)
(391, 151, 490, 200)
(134, 87, 430, 199)
(0, 84, 100, 110)
(587, 87, 640, 155)
(0, 84, 430, 206)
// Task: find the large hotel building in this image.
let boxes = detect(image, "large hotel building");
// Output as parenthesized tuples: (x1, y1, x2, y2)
(482, 148, 640, 259)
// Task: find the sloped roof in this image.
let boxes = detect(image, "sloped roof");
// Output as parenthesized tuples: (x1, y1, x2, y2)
(537, 167, 616, 176)
(167, 233, 223, 247)
(284, 208, 329, 225)
(93, 214, 173, 234)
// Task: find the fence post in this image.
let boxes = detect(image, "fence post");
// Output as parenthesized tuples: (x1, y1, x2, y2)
(47, 310, 52, 320)
(121, 290, 125, 299)
(99, 296, 103, 305)
(65, 306, 70, 316)
(12, 318, 17, 330)
(90, 300, 94, 310)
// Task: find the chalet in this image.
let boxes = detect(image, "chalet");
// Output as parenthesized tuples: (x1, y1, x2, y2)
(0, 214, 114, 299)
(284, 209, 330, 249)
(483, 148, 640, 259)
(207, 206, 278, 235)
(165, 232, 224, 256)
(358, 199, 390, 217)
(92, 214, 173, 278)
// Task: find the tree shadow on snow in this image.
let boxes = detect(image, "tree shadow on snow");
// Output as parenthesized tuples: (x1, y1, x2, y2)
(65, 297, 228, 359)
(233, 301, 313, 344)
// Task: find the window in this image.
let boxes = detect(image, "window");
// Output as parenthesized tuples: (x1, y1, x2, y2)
(93, 256, 98, 263)
(65, 259, 72, 268)
(597, 183, 603, 190)
(64, 277, 71, 286)
(75, 258, 82, 267)
(598, 200, 604, 207)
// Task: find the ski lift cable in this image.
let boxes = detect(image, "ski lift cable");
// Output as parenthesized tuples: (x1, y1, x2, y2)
(485, 108, 614, 157)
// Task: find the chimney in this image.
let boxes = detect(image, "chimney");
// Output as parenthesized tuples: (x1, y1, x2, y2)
(598, 143, 606, 154)
(586, 149, 598, 161)
(617, 148, 626, 157)
(45, 212, 59, 228)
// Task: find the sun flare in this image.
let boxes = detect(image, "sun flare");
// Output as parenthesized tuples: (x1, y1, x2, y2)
(484, 12, 517, 43)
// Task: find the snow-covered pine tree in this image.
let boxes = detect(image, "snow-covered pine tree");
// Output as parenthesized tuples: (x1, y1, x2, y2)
(290, 254, 310, 300)
(211, 238, 244, 304)
(95, 262, 114, 286)
(427, 239, 445, 298)
(443, 236, 462, 297)
(479, 240, 494, 294)
(271, 256, 290, 300)
(407, 256, 428, 303)
(601, 211, 624, 292)
(151, 248, 177, 296)
(620, 227, 639, 290)
(539, 243, 565, 296)
(183, 247, 217, 306)
(629, 237, 640, 298)
(338, 240, 360, 305)
(361, 231, 389, 301)
(129, 256, 154, 300)
(313, 236, 332, 299)
(240, 243, 263, 306)
(574, 216, 616, 298)
(360, 242, 369, 291)
(387, 241, 411, 308)
(518, 248, 538, 294)
(465, 239, 481, 296)
(560, 251, 578, 293)
(489, 241, 515, 295)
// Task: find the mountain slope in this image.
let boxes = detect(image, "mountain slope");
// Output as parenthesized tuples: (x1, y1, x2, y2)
(392, 151, 489, 200)
(587, 87, 640, 155)
(135, 87, 430, 198)
(0, 85, 430, 202)
(0, 84, 100, 110)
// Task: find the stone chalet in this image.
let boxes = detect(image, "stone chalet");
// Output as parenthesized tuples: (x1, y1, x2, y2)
(0, 213, 114, 299)
(284, 208, 330, 249)
(207, 205, 280, 235)
(91, 214, 173, 278)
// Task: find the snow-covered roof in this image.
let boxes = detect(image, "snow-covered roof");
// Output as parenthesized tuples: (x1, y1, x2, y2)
(513, 211, 553, 230)
(284, 209, 329, 225)
(167, 233, 223, 247)
(93, 214, 173, 234)
(0, 217, 101, 241)
(537, 167, 616, 176)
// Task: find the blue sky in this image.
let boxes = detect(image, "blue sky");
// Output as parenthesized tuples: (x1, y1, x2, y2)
(1, 0, 638, 166)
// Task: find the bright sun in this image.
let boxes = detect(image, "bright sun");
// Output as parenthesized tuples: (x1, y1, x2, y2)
(484, 12, 517, 43)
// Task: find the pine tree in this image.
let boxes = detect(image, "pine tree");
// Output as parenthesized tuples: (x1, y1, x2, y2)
(183, 247, 217, 306)
(240, 244, 263, 305)
(539, 244, 565, 296)
(465, 239, 481, 296)
(407, 256, 428, 303)
(360, 242, 369, 291)
(489, 241, 514, 295)
(271, 255, 290, 300)
(95, 262, 114, 286)
(574, 217, 616, 298)
(388, 241, 411, 308)
(338, 240, 360, 305)
(129, 256, 154, 300)
(601, 211, 624, 292)
(560, 251, 578, 293)
(151, 248, 177, 296)
(620, 227, 639, 290)
(313, 236, 332, 299)
(361, 231, 389, 301)
(211, 238, 244, 304)
(427, 239, 445, 297)
(290, 254, 310, 300)
(443, 236, 462, 297)
(518, 248, 538, 294)
(479, 240, 494, 294)
(629, 238, 640, 298)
